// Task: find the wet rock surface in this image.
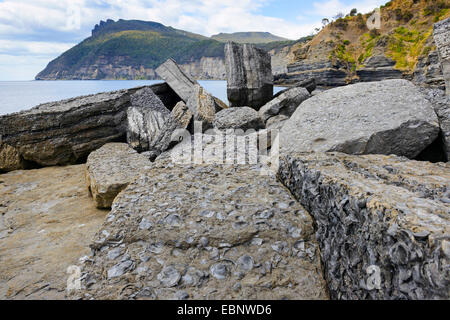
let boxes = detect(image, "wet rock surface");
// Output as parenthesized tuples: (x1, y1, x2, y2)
(278, 152, 450, 300)
(225, 42, 273, 109)
(433, 18, 450, 95)
(214, 107, 264, 131)
(85, 143, 151, 209)
(127, 87, 179, 159)
(0, 83, 177, 171)
(74, 162, 328, 300)
(258, 87, 310, 124)
(280, 79, 440, 159)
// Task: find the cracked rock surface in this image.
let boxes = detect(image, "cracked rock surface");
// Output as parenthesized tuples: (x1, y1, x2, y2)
(74, 162, 329, 300)
(85, 143, 151, 209)
(278, 152, 450, 300)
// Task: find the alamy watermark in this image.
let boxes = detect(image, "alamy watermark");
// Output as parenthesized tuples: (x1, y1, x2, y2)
(168, 121, 280, 176)
(367, 8, 381, 30)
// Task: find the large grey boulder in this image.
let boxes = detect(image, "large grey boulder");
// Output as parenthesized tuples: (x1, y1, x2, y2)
(225, 42, 273, 109)
(433, 18, 450, 95)
(278, 152, 450, 300)
(126, 87, 178, 159)
(280, 80, 440, 159)
(186, 85, 216, 131)
(214, 107, 264, 131)
(74, 161, 328, 300)
(258, 87, 310, 124)
(85, 143, 151, 208)
(0, 83, 178, 171)
(156, 59, 198, 102)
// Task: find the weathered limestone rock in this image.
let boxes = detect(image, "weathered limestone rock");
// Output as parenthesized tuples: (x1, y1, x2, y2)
(214, 107, 264, 131)
(225, 42, 273, 109)
(278, 152, 450, 300)
(172, 101, 193, 130)
(0, 83, 178, 171)
(127, 87, 178, 159)
(433, 18, 450, 95)
(186, 85, 216, 131)
(0, 143, 24, 172)
(156, 58, 198, 102)
(85, 143, 151, 209)
(258, 87, 310, 124)
(74, 162, 328, 300)
(280, 80, 440, 159)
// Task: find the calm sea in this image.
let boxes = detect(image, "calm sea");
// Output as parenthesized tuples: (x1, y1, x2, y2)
(0, 80, 286, 116)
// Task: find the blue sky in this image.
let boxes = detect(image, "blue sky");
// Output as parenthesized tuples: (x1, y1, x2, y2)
(0, 0, 387, 80)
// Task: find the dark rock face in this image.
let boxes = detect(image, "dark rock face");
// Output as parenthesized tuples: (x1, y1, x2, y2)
(74, 161, 329, 300)
(0, 83, 178, 172)
(156, 59, 198, 102)
(214, 107, 264, 131)
(127, 87, 179, 160)
(433, 18, 450, 95)
(357, 55, 403, 82)
(278, 152, 450, 300)
(280, 80, 440, 159)
(225, 42, 273, 109)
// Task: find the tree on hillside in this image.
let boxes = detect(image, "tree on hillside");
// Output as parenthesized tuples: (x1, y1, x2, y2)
(350, 8, 358, 16)
(333, 12, 344, 20)
(322, 18, 330, 27)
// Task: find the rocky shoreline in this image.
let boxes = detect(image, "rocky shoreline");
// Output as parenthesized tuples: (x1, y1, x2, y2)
(1, 18, 449, 301)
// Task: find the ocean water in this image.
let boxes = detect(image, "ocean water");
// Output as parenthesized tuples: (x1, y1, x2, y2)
(0, 80, 286, 116)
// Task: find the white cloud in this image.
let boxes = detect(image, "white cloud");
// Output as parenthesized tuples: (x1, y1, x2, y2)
(310, 0, 386, 19)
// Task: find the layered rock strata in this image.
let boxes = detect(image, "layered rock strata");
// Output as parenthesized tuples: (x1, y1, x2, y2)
(225, 42, 273, 109)
(433, 18, 450, 95)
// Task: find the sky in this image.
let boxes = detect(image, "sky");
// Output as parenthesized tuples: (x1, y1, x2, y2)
(0, 0, 387, 80)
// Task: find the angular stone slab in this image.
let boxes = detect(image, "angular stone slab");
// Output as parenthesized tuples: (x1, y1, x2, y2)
(156, 58, 198, 102)
(280, 80, 440, 159)
(75, 162, 328, 300)
(214, 107, 264, 131)
(85, 143, 151, 208)
(259, 87, 310, 124)
(433, 18, 450, 95)
(278, 152, 450, 300)
(225, 42, 273, 109)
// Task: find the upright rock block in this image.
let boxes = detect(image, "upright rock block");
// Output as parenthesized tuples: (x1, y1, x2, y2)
(434, 18, 450, 95)
(156, 59, 198, 102)
(225, 42, 273, 109)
